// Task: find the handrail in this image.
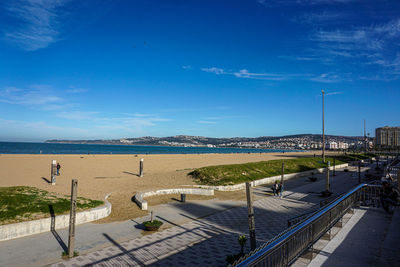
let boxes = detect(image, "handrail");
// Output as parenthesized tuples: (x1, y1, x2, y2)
(234, 183, 370, 267)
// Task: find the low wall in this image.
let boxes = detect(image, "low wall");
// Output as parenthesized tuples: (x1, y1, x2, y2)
(0, 194, 112, 242)
(134, 188, 214, 210)
(192, 163, 349, 191)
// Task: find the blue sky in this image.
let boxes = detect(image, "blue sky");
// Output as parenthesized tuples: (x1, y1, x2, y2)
(0, 0, 399, 142)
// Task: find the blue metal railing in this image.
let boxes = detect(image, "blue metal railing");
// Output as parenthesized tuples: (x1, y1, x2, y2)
(233, 183, 381, 267)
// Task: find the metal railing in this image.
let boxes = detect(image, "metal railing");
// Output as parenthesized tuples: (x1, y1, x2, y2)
(287, 193, 344, 227)
(233, 184, 382, 267)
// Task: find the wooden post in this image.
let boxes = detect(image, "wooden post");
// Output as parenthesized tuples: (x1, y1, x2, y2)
(326, 161, 330, 192)
(281, 161, 284, 184)
(398, 170, 400, 192)
(358, 161, 361, 183)
(51, 160, 57, 185)
(246, 182, 256, 250)
(333, 158, 336, 176)
(68, 179, 78, 258)
(181, 194, 186, 202)
(139, 158, 144, 177)
(151, 211, 153, 222)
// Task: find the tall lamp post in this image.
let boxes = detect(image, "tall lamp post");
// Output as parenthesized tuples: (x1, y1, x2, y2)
(322, 90, 325, 163)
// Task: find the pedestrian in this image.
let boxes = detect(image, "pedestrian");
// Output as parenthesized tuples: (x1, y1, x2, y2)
(380, 181, 399, 214)
(279, 182, 284, 198)
(273, 181, 279, 196)
(56, 163, 61, 176)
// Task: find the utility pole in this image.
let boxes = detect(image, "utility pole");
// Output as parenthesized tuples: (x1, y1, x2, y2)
(364, 119, 367, 152)
(322, 90, 325, 163)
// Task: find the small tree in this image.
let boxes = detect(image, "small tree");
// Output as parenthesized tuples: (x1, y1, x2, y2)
(238, 235, 247, 255)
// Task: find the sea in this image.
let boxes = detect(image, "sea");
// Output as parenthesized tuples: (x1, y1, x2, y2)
(0, 142, 295, 155)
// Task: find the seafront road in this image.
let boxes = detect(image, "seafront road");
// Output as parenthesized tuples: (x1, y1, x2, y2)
(0, 164, 370, 267)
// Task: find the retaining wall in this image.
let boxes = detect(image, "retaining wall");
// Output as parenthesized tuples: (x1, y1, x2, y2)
(133, 164, 349, 210)
(134, 188, 214, 210)
(0, 194, 112, 242)
(192, 163, 349, 191)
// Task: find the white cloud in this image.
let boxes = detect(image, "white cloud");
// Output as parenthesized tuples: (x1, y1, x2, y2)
(182, 65, 192, 69)
(57, 111, 98, 120)
(3, 0, 70, 51)
(293, 11, 347, 24)
(66, 88, 87, 94)
(197, 121, 217, 124)
(326, 91, 343, 96)
(201, 67, 225, 75)
(233, 69, 292, 81)
(202, 67, 307, 81)
(0, 85, 62, 106)
(310, 73, 344, 83)
(258, 0, 358, 6)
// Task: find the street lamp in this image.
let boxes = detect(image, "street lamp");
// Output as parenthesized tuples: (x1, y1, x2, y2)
(322, 90, 325, 163)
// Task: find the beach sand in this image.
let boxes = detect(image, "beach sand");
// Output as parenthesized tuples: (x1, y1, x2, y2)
(0, 151, 330, 222)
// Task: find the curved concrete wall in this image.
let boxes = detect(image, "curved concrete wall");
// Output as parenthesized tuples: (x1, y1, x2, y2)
(0, 194, 112, 242)
(134, 188, 214, 210)
(192, 163, 349, 191)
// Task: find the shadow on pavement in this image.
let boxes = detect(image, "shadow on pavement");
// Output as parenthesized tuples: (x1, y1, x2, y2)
(49, 205, 68, 253)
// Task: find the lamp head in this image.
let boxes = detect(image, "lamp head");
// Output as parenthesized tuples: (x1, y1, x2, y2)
(322, 90, 325, 94)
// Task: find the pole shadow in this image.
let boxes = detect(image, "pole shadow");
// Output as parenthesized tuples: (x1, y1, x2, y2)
(48, 205, 68, 253)
(123, 171, 140, 177)
(42, 177, 51, 184)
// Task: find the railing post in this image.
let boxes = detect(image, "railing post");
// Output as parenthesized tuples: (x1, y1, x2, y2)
(398, 170, 400, 192)
(246, 182, 256, 251)
(68, 179, 78, 258)
(333, 157, 336, 176)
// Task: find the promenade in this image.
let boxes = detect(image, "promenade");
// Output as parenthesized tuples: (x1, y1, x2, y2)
(0, 164, 372, 267)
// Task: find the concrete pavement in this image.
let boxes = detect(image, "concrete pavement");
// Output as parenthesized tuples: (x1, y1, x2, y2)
(0, 163, 372, 267)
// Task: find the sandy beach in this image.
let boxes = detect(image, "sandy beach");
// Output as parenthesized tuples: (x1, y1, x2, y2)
(0, 151, 330, 221)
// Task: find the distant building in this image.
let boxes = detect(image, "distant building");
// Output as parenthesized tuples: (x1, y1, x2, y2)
(329, 141, 338, 150)
(338, 142, 349, 150)
(375, 126, 400, 148)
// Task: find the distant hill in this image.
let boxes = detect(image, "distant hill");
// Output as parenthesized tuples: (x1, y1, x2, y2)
(45, 134, 367, 148)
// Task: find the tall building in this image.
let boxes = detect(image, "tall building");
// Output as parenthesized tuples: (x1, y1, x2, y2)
(375, 126, 400, 148)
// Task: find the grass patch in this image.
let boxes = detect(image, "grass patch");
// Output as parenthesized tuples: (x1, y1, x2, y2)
(0, 186, 103, 225)
(189, 153, 375, 186)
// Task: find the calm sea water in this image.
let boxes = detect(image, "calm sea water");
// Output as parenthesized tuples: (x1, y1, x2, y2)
(0, 142, 295, 155)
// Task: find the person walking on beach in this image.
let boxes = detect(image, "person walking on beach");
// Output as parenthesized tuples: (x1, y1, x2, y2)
(56, 163, 61, 176)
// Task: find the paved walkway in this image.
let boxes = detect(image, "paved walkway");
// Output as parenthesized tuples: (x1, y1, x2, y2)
(309, 207, 400, 267)
(47, 164, 365, 267)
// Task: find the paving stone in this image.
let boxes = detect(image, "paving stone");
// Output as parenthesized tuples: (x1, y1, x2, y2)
(50, 169, 360, 267)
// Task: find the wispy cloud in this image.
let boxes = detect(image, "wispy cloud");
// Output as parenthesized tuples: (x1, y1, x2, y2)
(201, 67, 305, 81)
(197, 120, 217, 124)
(292, 11, 349, 24)
(57, 111, 98, 120)
(66, 87, 87, 94)
(310, 73, 345, 83)
(201, 67, 225, 75)
(182, 65, 192, 70)
(258, 0, 358, 7)
(326, 91, 343, 96)
(3, 0, 70, 51)
(0, 85, 62, 106)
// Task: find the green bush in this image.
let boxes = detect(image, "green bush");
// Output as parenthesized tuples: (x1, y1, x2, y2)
(143, 220, 163, 228)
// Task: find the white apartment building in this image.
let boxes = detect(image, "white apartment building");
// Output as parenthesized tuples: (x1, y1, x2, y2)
(329, 141, 338, 149)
